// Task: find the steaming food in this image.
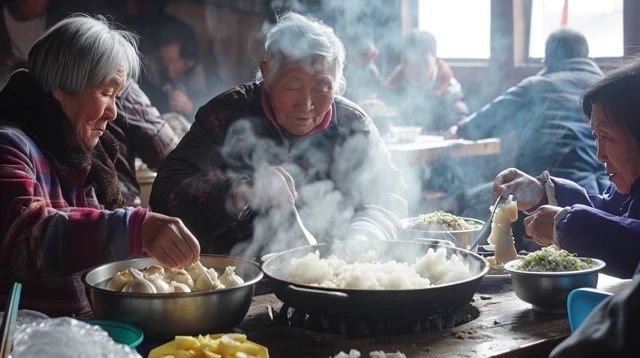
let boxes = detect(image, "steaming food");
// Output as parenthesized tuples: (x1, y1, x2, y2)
(287, 248, 474, 290)
(406, 210, 479, 231)
(487, 196, 519, 265)
(106, 262, 242, 294)
(516, 246, 597, 272)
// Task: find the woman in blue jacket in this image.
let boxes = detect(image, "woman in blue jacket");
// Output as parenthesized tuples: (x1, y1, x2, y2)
(493, 59, 640, 279)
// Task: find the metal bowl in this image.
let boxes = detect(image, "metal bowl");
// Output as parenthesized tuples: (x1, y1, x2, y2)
(82, 255, 263, 339)
(504, 258, 606, 314)
(399, 217, 484, 249)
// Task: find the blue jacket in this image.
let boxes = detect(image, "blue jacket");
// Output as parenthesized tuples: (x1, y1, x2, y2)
(552, 176, 640, 278)
(458, 58, 608, 194)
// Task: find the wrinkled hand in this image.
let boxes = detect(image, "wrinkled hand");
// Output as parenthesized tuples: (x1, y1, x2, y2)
(250, 166, 298, 210)
(523, 205, 561, 246)
(141, 212, 200, 267)
(493, 168, 545, 211)
(168, 90, 194, 115)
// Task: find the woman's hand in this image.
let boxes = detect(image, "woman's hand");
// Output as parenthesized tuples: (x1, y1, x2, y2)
(493, 168, 545, 211)
(141, 212, 201, 267)
(523, 205, 562, 246)
(167, 90, 194, 115)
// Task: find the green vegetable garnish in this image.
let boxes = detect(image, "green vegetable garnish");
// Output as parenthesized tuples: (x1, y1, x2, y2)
(409, 210, 479, 231)
(517, 246, 596, 272)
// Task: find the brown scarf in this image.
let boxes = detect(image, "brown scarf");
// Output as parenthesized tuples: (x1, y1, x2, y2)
(0, 70, 124, 209)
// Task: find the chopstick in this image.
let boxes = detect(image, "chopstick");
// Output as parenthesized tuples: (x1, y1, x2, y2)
(0, 282, 22, 358)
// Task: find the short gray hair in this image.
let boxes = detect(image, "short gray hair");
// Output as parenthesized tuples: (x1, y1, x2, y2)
(256, 12, 346, 95)
(27, 14, 140, 94)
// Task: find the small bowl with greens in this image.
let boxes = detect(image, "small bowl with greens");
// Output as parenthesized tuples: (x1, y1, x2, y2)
(400, 211, 483, 249)
(504, 247, 605, 313)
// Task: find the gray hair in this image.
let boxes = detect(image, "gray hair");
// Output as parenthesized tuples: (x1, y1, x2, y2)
(27, 14, 140, 94)
(256, 12, 346, 95)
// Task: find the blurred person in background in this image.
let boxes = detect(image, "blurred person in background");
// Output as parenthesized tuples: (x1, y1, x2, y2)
(385, 30, 468, 133)
(141, 17, 222, 122)
(493, 58, 640, 279)
(108, 81, 180, 206)
(0, 0, 60, 86)
(343, 29, 384, 103)
(449, 29, 607, 249)
(151, 12, 407, 258)
(0, 15, 199, 317)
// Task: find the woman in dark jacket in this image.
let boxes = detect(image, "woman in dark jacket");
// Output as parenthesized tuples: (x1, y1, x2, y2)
(493, 59, 640, 279)
(151, 12, 407, 258)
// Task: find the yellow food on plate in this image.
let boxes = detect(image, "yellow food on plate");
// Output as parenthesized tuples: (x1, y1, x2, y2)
(148, 333, 269, 358)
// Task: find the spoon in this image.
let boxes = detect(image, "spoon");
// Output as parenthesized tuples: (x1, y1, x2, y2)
(293, 206, 318, 246)
(469, 196, 504, 251)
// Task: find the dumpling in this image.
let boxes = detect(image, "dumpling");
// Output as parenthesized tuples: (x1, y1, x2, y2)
(146, 273, 172, 293)
(107, 270, 132, 291)
(123, 268, 157, 293)
(144, 265, 165, 278)
(219, 266, 244, 288)
(167, 268, 195, 288)
(170, 281, 192, 293)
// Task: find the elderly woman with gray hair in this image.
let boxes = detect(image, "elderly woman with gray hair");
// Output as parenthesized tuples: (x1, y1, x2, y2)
(0, 15, 200, 317)
(151, 12, 407, 258)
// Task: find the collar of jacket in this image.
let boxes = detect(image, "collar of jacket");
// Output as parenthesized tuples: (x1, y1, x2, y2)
(0, 69, 124, 209)
(540, 58, 603, 76)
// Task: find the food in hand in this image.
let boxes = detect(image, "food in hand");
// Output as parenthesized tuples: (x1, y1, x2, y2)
(106, 262, 243, 294)
(406, 210, 479, 231)
(148, 333, 269, 358)
(487, 196, 519, 264)
(516, 246, 597, 272)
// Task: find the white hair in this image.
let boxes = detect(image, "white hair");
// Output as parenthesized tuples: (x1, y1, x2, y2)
(27, 14, 140, 94)
(256, 12, 346, 95)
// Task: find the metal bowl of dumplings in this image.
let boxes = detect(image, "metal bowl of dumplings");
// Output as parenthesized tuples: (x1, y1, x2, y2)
(82, 255, 263, 339)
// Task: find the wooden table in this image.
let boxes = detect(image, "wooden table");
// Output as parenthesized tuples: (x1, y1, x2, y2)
(237, 274, 628, 358)
(386, 135, 501, 164)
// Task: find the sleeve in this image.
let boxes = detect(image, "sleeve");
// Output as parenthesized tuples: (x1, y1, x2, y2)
(456, 78, 534, 140)
(0, 130, 145, 277)
(149, 118, 250, 247)
(550, 265, 640, 357)
(117, 82, 179, 170)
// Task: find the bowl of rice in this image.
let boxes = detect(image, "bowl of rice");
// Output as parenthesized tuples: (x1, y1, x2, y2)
(504, 247, 605, 313)
(400, 211, 483, 249)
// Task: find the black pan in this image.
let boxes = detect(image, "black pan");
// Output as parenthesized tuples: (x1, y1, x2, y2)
(261, 240, 488, 320)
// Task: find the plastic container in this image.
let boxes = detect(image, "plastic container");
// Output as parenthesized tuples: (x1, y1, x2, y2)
(567, 288, 612, 332)
(84, 319, 144, 348)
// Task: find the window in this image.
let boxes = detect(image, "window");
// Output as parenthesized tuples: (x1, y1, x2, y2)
(417, 0, 491, 59)
(529, 0, 623, 58)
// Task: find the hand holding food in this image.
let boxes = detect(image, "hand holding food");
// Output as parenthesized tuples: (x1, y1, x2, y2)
(142, 212, 201, 268)
(523, 205, 562, 246)
(148, 333, 269, 358)
(493, 168, 545, 211)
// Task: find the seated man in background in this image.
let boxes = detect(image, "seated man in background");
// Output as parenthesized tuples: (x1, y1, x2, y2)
(343, 29, 385, 103)
(107, 82, 181, 206)
(141, 17, 221, 122)
(449, 28, 607, 194)
(449, 29, 608, 249)
(385, 30, 468, 133)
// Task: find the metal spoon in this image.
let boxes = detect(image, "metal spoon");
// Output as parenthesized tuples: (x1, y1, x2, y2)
(293, 206, 318, 246)
(469, 196, 503, 251)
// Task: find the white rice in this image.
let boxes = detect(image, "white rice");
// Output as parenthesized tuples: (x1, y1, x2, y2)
(288, 247, 473, 290)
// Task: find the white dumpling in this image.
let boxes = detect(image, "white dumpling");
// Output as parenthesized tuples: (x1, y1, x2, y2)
(123, 268, 157, 293)
(146, 273, 172, 293)
(170, 281, 191, 293)
(219, 266, 244, 288)
(144, 265, 165, 279)
(107, 270, 132, 291)
(167, 268, 194, 288)
(193, 262, 217, 290)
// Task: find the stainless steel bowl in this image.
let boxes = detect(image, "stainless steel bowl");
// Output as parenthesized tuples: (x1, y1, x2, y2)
(399, 217, 484, 249)
(504, 258, 606, 313)
(82, 255, 263, 339)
